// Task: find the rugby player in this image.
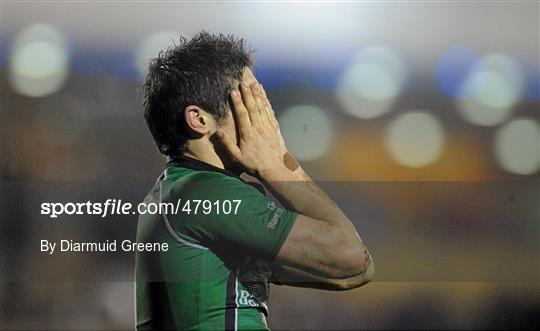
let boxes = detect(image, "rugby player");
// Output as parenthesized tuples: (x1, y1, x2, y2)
(136, 32, 374, 330)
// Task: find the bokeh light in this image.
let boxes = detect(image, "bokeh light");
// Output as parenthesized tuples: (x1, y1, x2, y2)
(337, 46, 406, 119)
(134, 31, 178, 78)
(9, 24, 69, 97)
(494, 118, 539, 175)
(278, 105, 335, 161)
(385, 111, 445, 168)
(435, 46, 480, 98)
(457, 54, 525, 126)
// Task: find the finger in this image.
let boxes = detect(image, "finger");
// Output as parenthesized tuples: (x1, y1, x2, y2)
(260, 85, 277, 127)
(259, 84, 278, 130)
(251, 83, 271, 127)
(240, 81, 261, 126)
(215, 130, 243, 162)
(260, 83, 270, 106)
(251, 83, 264, 112)
(229, 89, 251, 138)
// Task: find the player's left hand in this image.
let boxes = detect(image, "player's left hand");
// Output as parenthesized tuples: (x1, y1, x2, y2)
(258, 84, 299, 171)
(216, 81, 288, 178)
(258, 84, 289, 158)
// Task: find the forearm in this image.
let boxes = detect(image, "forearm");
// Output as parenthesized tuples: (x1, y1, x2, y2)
(273, 264, 374, 291)
(220, 81, 373, 278)
(260, 164, 354, 232)
(262, 162, 374, 278)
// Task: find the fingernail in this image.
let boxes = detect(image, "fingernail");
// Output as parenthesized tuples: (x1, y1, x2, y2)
(253, 84, 259, 91)
(241, 80, 248, 87)
(231, 90, 239, 96)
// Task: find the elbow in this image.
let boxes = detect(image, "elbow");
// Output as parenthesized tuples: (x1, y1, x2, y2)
(336, 266, 375, 291)
(346, 249, 375, 285)
(359, 260, 375, 284)
(351, 246, 374, 279)
(333, 251, 375, 291)
(329, 243, 375, 281)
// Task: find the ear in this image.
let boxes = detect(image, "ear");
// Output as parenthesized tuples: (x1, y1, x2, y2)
(184, 105, 211, 136)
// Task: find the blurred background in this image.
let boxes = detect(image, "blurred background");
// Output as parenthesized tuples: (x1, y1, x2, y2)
(1, 0, 539, 329)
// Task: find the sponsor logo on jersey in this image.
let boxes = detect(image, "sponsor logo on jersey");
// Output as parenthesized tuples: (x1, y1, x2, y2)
(267, 201, 276, 211)
(267, 208, 284, 229)
(238, 290, 258, 307)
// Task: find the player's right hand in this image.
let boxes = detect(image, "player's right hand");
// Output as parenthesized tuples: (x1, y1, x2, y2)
(216, 81, 289, 179)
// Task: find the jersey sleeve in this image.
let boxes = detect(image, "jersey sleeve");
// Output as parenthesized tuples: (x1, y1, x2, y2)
(169, 172, 298, 261)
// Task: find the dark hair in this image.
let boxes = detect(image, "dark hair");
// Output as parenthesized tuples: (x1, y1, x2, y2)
(142, 31, 253, 156)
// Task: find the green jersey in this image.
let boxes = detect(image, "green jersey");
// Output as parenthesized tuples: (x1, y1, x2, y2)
(135, 155, 298, 330)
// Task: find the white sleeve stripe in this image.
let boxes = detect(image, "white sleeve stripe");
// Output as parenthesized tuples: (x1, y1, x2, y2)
(159, 178, 208, 251)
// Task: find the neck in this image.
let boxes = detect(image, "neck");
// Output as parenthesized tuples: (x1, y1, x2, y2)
(182, 145, 225, 170)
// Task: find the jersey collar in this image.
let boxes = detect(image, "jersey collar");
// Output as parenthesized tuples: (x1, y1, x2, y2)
(167, 154, 241, 180)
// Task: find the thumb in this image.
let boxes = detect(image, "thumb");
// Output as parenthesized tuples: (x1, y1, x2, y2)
(215, 130, 243, 162)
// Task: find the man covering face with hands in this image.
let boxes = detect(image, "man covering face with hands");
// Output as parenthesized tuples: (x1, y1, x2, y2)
(136, 31, 374, 331)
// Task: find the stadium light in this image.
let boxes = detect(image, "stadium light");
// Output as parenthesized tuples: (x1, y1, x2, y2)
(337, 45, 406, 119)
(494, 118, 539, 175)
(9, 24, 69, 97)
(278, 105, 335, 161)
(384, 111, 445, 168)
(457, 54, 525, 126)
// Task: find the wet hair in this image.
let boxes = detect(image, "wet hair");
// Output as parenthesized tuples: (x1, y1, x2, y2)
(142, 31, 253, 156)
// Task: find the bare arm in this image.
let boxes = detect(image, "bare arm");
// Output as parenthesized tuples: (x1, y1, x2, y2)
(271, 263, 374, 291)
(217, 80, 374, 280)
(267, 159, 375, 287)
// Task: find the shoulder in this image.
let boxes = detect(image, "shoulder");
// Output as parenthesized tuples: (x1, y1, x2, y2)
(173, 170, 244, 188)
(166, 169, 262, 199)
